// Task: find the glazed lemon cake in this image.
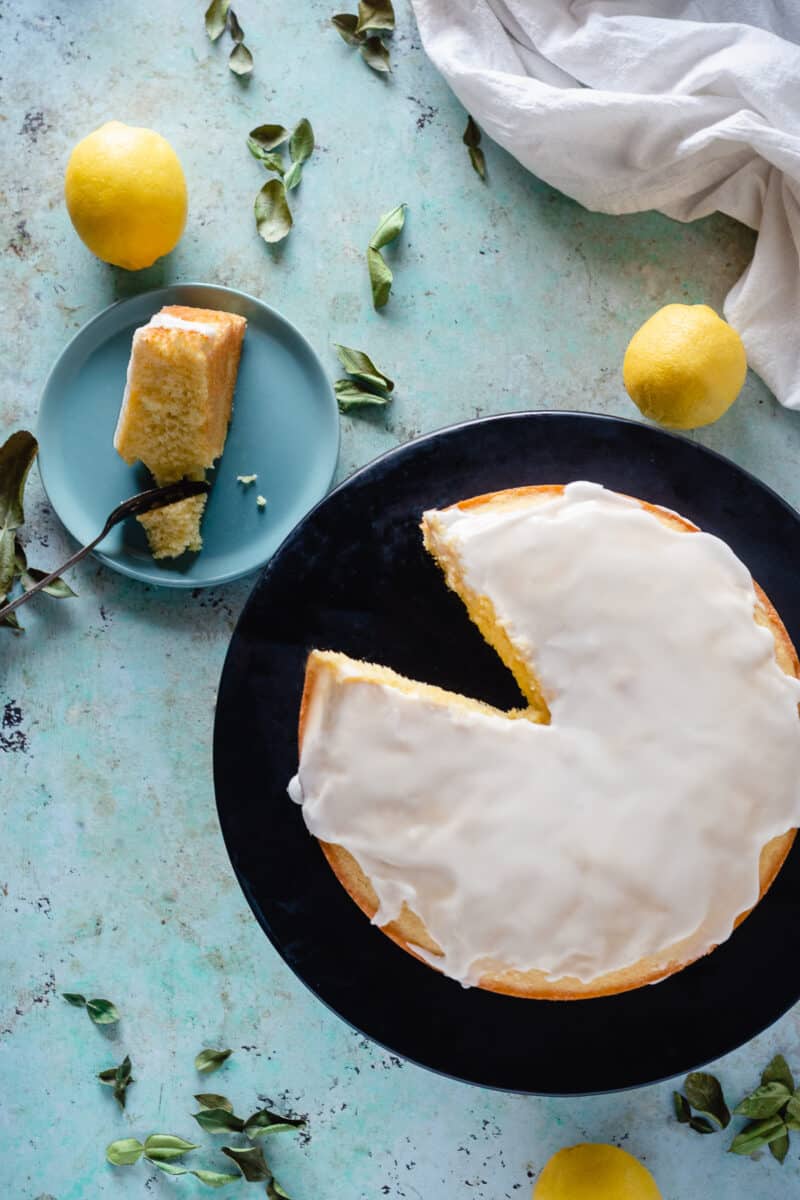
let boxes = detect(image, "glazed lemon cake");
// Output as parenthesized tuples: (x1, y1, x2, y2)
(114, 305, 247, 557)
(288, 482, 800, 999)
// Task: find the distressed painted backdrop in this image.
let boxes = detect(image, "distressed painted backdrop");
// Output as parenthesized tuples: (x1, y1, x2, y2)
(2, 2, 800, 1198)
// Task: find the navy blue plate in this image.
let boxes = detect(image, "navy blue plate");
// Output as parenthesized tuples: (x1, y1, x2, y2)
(213, 411, 800, 1094)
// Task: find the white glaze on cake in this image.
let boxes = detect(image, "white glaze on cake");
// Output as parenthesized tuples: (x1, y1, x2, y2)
(289, 483, 800, 986)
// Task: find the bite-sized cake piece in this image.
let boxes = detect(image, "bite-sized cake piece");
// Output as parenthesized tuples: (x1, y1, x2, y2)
(114, 305, 247, 557)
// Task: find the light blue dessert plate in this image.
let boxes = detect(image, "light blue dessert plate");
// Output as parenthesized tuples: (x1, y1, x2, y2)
(37, 283, 339, 587)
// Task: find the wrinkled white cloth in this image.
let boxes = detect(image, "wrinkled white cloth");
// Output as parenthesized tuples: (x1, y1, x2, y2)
(410, 1, 800, 409)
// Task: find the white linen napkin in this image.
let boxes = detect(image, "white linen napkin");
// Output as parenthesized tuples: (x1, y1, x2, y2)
(410, 1, 800, 409)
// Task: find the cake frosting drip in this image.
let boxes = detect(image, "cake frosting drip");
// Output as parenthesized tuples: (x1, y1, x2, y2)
(289, 483, 800, 986)
(147, 313, 219, 336)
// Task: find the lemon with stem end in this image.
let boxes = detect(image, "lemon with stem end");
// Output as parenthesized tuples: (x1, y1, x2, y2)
(623, 303, 746, 430)
(533, 1143, 662, 1200)
(65, 121, 187, 271)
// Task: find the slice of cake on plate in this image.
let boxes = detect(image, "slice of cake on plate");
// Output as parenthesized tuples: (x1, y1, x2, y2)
(114, 305, 247, 558)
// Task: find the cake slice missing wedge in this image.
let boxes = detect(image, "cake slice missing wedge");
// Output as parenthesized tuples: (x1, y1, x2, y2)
(114, 305, 247, 558)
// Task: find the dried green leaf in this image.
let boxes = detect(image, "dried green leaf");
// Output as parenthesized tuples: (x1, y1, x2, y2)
(360, 35, 391, 72)
(98, 1055, 133, 1109)
(222, 1143, 271, 1182)
(335, 379, 389, 412)
(356, 0, 395, 32)
(1, 608, 22, 632)
(255, 180, 293, 244)
(468, 145, 487, 181)
(193, 1107, 245, 1134)
(762, 1054, 795, 1093)
(785, 1094, 800, 1123)
(195, 1093, 234, 1113)
(249, 124, 290, 151)
(243, 1108, 306, 1138)
(733, 1081, 791, 1120)
(289, 118, 314, 164)
(729, 1116, 787, 1155)
(369, 203, 406, 251)
(673, 1092, 691, 1124)
(151, 1160, 189, 1176)
(21, 566, 77, 598)
(689, 1116, 716, 1134)
(204, 0, 231, 40)
(367, 247, 392, 309)
(0, 430, 37, 530)
(143, 1134, 199, 1161)
(193, 1170, 242, 1188)
(86, 998, 119, 1025)
(62, 992, 86, 1007)
(334, 345, 394, 392)
(195, 1048, 233, 1074)
(684, 1072, 730, 1129)
(463, 115, 481, 149)
(0, 529, 15, 601)
(284, 161, 303, 191)
(106, 1138, 144, 1166)
(248, 143, 285, 174)
(770, 1130, 790, 1164)
(229, 42, 253, 75)
(267, 1180, 291, 1199)
(331, 13, 363, 44)
(228, 9, 244, 42)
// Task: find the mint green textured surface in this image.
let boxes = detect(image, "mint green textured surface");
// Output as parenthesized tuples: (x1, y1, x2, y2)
(2, 2, 799, 1198)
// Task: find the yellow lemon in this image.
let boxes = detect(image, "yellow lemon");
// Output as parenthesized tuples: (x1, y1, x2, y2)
(533, 1143, 662, 1200)
(623, 303, 746, 430)
(64, 121, 187, 270)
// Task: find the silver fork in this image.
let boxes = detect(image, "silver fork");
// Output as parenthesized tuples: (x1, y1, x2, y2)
(0, 478, 210, 621)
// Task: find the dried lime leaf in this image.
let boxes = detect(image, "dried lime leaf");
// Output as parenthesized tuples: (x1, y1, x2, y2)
(334, 344, 394, 391)
(249, 124, 290, 151)
(688, 1116, 716, 1134)
(195, 1093, 234, 1112)
(289, 118, 314, 164)
(222, 1143, 271, 1181)
(248, 144, 285, 174)
(367, 247, 392, 309)
(151, 1161, 189, 1176)
(463, 115, 480, 149)
(360, 35, 391, 72)
(255, 181, 293, 243)
(86, 998, 119, 1025)
(62, 992, 87, 1007)
(785, 1094, 800, 1123)
(335, 379, 389, 412)
(228, 8, 244, 42)
(204, 0, 231, 41)
(332, 13, 362, 44)
(243, 1108, 306, 1138)
(673, 1092, 691, 1124)
(143, 1134, 199, 1161)
(193, 1107, 245, 1134)
(267, 1180, 291, 1199)
(734, 1081, 791, 1119)
(369, 203, 406, 250)
(468, 145, 486, 181)
(762, 1055, 795, 1093)
(106, 1138, 144, 1166)
(195, 1047, 233, 1073)
(284, 161, 303, 191)
(21, 566, 76, 598)
(193, 1170, 242, 1187)
(98, 1055, 133, 1109)
(229, 42, 253, 75)
(356, 0, 395, 32)
(770, 1130, 790, 1164)
(684, 1072, 730, 1129)
(729, 1116, 787, 1155)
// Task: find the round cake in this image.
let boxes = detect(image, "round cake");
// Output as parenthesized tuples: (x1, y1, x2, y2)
(288, 483, 800, 999)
